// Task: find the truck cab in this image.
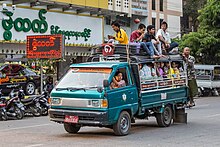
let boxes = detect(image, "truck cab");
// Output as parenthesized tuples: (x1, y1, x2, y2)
(49, 44, 188, 136)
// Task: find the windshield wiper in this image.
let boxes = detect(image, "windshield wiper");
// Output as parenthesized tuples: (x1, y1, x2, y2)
(56, 86, 102, 92)
(56, 87, 86, 92)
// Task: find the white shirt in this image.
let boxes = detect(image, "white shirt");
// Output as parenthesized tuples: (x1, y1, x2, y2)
(142, 65, 152, 79)
(156, 29, 171, 44)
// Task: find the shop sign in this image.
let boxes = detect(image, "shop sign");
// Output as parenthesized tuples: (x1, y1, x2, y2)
(26, 34, 64, 59)
(132, 0, 148, 16)
(0, 8, 102, 44)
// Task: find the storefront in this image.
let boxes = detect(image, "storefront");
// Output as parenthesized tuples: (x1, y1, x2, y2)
(0, 5, 104, 79)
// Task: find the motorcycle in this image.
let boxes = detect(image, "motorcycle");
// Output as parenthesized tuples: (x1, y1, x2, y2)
(0, 89, 25, 120)
(36, 90, 50, 116)
(18, 89, 42, 117)
(0, 89, 7, 121)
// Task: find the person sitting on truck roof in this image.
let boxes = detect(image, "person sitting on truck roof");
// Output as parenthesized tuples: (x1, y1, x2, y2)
(140, 26, 160, 59)
(110, 71, 126, 89)
(129, 23, 146, 54)
(156, 21, 179, 55)
(108, 21, 129, 45)
(142, 25, 164, 57)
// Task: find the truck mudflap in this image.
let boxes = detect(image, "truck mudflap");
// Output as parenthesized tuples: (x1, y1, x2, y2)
(49, 109, 109, 126)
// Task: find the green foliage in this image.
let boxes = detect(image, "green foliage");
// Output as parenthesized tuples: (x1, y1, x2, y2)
(180, 0, 220, 64)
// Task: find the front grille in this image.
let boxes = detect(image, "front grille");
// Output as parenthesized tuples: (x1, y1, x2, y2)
(53, 114, 65, 119)
(52, 114, 95, 121)
(79, 116, 95, 121)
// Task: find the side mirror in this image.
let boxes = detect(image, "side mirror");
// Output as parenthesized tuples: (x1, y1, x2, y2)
(97, 87, 103, 93)
(103, 80, 109, 88)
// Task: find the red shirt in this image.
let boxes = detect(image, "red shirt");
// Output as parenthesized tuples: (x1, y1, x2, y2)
(130, 30, 142, 42)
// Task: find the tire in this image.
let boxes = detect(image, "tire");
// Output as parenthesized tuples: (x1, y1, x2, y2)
(32, 106, 42, 117)
(202, 90, 210, 97)
(25, 82, 36, 95)
(64, 123, 81, 134)
(156, 105, 173, 127)
(197, 88, 202, 97)
(113, 111, 131, 136)
(15, 106, 24, 120)
(41, 106, 48, 116)
(0, 110, 8, 121)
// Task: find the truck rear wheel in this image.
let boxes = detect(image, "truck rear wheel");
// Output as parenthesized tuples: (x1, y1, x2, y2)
(113, 111, 131, 136)
(156, 105, 173, 127)
(64, 123, 81, 134)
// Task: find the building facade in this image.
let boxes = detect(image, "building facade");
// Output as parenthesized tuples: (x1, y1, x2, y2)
(148, 0, 183, 38)
(105, 0, 183, 39)
(0, 0, 183, 60)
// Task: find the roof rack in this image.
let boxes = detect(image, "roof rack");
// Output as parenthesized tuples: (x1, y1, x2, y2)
(88, 44, 184, 63)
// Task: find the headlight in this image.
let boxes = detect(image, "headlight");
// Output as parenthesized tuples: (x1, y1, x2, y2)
(87, 99, 108, 108)
(50, 98, 62, 105)
(88, 100, 100, 107)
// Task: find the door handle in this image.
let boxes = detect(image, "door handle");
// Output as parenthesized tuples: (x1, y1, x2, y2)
(128, 91, 133, 94)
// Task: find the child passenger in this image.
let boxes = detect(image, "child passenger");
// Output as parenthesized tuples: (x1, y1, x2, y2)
(110, 71, 126, 89)
(172, 62, 180, 79)
(156, 62, 166, 78)
(165, 62, 174, 78)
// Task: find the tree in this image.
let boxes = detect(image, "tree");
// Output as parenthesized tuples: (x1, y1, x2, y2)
(181, 0, 206, 33)
(180, 0, 220, 64)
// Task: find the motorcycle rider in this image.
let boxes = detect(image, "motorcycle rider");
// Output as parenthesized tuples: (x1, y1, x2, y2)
(45, 76, 54, 93)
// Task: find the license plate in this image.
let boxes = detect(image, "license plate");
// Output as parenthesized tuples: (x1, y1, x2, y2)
(64, 115, 79, 123)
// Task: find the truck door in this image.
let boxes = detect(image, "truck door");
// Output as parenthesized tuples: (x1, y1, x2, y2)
(107, 67, 138, 122)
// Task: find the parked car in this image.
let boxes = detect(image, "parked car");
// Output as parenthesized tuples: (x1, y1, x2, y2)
(0, 64, 40, 95)
(195, 64, 220, 96)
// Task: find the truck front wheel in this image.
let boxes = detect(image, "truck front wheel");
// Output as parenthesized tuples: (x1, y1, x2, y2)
(64, 123, 81, 134)
(113, 111, 131, 136)
(156, 105, 173, 127)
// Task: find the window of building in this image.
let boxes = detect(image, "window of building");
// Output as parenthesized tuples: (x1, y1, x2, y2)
(152, 18, 156, 27)
(116, 0, 121, 7)
(160, 19, 164, 26)
(116, 15, 130, 27)
(108, 0, 113, 6)
(160, 0, 163, 11)
(152, 0, 156, 10)
(124, 0, 129, 8)
(106, 16, 111, 25)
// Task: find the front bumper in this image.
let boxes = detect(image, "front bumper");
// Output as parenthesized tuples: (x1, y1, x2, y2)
(49, 109, 109, 126)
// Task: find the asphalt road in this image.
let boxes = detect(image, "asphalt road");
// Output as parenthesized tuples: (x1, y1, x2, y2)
(0, 96, 220, 147)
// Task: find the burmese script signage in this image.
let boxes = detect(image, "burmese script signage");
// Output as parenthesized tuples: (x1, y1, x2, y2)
(26, 35, 64, 59)
(0, 8, 102, 44)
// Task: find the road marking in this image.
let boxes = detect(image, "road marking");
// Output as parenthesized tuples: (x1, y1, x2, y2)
(25, 144, 44, 147)
(197, 104, 210, 107)
(205, 114, 220, 118)
(0, 123, 51, 132)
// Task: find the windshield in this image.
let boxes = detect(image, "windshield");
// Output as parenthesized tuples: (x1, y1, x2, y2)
(214, 67, 220, 80)
(56, 67, 112, 89)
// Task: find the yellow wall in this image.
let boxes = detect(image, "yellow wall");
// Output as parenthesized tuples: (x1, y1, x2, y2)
(54, 0, 108, 9)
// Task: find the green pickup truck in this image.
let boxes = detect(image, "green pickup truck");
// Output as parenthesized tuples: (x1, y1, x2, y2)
(49, 44, 188, 136)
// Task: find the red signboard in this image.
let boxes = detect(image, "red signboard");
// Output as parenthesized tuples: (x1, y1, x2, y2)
(26, 34, 64, 59)
(102, 44, 114, 56)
